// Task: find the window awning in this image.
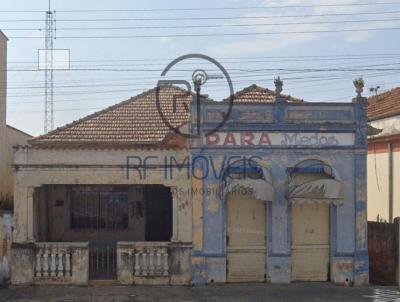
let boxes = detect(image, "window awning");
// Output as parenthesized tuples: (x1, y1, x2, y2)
(289, 178, 344, 205)
(222, 162, 275, 202)
(288, 160, 344, 205)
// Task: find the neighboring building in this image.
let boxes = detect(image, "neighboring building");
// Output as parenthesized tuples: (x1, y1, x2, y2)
(11, 82, 368, 286)
(0, 40, 32, 205)
(0, 31, 8, 203)
(0, 31, 31, 284)
(0, 31, 32, 207)
(367, 87, 400, 222)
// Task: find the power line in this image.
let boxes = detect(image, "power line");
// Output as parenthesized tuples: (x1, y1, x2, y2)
(8, 26, 400, 39)
(7, 52, 400, 64)
(1, 1, 400, 13)
(2, 10, 400, 22)
(6, 61, 400, 72)
(5, 69, 400, 98)
(54, 2, 400, 12)
(5, 71, 400, 113)
(8, 55, 400, 70)
(4, 17, 400, 31)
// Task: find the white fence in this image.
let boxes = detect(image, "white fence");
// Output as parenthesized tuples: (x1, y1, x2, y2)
(34, 242, 88, 282)
(35, 243, 72, 278)
(132, 243, 169, 277)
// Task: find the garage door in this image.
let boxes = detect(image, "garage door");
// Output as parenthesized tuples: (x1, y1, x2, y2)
(226, 192, 266, 282)
(292, 203, 330, 281)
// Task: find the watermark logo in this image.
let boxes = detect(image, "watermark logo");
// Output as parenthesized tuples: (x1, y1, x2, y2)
(155, 53, 234, 138)
(126, 155, 264, 180)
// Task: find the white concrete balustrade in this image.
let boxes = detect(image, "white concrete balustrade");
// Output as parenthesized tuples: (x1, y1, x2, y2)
(34, 243, 74, 278)
(133, 243, 169, 277)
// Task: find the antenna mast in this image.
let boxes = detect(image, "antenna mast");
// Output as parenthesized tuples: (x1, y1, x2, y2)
(44, 1, 54, 133)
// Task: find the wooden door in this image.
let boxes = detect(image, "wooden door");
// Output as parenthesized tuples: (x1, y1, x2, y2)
(226, 192, 266, 282)
(292, 203, 330, 281)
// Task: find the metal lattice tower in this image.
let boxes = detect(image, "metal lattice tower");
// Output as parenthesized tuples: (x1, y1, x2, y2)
(44, 8, 54, 133)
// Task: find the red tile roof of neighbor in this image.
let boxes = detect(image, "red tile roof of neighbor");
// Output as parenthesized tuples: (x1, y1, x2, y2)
(226, 84, 303, 103)
(29, 84, 304, 148)
(368, 87, 400, 121)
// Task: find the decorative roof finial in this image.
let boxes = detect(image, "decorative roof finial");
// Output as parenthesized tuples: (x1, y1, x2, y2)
(274, 76, 283, 96)
(352, 77, 368, 104)
(353, 77, 364, 98)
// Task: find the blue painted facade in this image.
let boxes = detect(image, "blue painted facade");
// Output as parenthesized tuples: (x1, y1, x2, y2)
(189, 96, 369, 285)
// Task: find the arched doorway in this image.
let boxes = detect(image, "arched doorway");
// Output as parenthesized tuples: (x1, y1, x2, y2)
(288, 159, 344, 281)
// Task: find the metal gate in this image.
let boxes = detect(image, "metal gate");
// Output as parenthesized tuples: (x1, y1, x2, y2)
(89, 241, 117, 280)
(368, 220, 399, 285)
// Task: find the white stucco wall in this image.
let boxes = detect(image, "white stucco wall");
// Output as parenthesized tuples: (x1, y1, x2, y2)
(4, 127, 31, 198)
(367, 151, 390, 221)
(370, 116, 400, 138)
(367, 115, 400, 221)
(367, 150, 400, 222)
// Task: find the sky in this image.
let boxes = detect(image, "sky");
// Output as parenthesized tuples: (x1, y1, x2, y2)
(1, 0, 400, 136)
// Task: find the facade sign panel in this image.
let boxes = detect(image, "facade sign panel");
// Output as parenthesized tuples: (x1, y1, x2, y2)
(205, 132, 355, 147)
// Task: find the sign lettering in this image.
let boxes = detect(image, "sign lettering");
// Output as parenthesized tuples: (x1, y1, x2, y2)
(205, 132, 354, 147)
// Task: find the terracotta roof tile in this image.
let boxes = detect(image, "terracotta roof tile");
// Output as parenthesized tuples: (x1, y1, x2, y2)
(31, 84, 304, 147)
(368, 87, 400, 121)
(30, 85, 192, 147)
(227, 84, 304, 103)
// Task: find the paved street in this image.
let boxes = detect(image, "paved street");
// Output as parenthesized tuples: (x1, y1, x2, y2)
(0, 283, 399, 302)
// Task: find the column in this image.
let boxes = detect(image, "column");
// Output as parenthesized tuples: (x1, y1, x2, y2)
(27, 186, 35, 242)
(171, 187, 179, 242)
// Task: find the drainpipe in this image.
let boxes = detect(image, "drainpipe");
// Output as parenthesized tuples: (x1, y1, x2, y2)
(395, 217, 400, 286)
(397, 218, 400, 286)
(388, 142, 393, 223)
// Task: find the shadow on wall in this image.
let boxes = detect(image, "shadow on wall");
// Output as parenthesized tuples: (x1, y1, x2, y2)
(0, 211, 13, 284)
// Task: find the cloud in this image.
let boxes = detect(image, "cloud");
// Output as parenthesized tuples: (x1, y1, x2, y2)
(159, 36, 172, 45)
(209, 33, 315, 57)
(207, 0, 399, 56)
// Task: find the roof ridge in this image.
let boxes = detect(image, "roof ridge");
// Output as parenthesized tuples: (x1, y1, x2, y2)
(227, 84, 303, 102)
(6, 124, 33, 137)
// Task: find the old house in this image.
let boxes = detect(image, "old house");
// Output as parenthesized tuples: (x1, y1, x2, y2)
(11, 80, 368, 286)
(0, 31, 32, 283)
(367, 87, 400, 222)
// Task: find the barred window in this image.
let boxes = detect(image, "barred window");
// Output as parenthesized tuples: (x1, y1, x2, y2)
(70, 186, 129, 229)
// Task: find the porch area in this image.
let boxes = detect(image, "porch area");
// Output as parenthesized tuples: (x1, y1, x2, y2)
(11, 184, 191, 285)
(28, 240, 190, 285)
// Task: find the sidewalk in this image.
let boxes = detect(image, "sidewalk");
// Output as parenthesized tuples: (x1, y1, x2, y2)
(0, 283, 399, 302)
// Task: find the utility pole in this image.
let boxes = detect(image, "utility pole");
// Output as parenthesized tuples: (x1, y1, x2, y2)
(44, 0, 54, 133)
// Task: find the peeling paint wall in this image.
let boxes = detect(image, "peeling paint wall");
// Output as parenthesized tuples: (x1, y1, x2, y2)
(0, 211, 13, 284)
(191, 100, 368, 285)
(11, 99, 368, 286)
